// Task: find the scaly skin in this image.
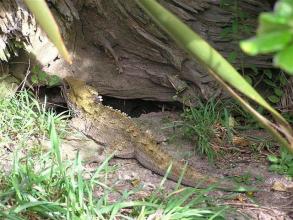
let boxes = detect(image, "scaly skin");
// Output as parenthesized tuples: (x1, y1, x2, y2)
(63, 77, 236, 190)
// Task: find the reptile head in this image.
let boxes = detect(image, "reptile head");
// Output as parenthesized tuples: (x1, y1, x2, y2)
(63, 77, 102, 111)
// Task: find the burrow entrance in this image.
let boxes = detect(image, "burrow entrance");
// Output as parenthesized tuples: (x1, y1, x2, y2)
(35, 86, 182, 118)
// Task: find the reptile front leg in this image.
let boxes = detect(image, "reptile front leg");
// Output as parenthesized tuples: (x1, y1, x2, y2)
(72, 119, 135, 158)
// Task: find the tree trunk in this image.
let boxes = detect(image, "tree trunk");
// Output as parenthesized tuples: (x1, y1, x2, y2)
(1, 0, 274, 105)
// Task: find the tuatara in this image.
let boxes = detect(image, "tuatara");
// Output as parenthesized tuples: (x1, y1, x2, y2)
(63, 77, 236, 190)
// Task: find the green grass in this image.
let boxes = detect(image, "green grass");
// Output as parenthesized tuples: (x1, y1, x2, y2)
(0, 89, 68, 149)
(0, 121, 229, 219)
(268, 147, 293, 177)
(179, 99, 227, 161)
(0, 140, 228, 219)
(176, 98, 277, 159)
(0, 90, 231, 219)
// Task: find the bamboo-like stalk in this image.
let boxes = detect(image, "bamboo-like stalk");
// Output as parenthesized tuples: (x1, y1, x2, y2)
(23, 0, 72, 64)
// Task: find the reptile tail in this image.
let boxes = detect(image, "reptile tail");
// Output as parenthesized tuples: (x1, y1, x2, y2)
(135, 144, 240, 191)
(171, 161, 238, 191)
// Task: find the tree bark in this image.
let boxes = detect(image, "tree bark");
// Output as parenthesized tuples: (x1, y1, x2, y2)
(1, 0, 273, 105)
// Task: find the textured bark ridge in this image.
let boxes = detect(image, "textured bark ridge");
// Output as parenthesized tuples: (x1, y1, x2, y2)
(1, 0, 273, 105)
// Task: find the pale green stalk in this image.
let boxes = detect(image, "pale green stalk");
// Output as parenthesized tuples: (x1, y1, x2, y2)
(23, 0, 71, 64)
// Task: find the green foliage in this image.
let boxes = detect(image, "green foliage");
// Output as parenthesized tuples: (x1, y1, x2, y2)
(241, 0, 293, 75)
(0, 145, 228, 219)
(264, 70, 288, 104)
(268, 147, 293, 177)
(244, 69, 288, 104)
(0, 123, 227, 219)
(180, 100, 223, 161)
(220, 99, 261, 129)
(0, 89, 68, 147)
(31, 65, 62, 87)
(133, 187, 228, 219)
(283, 112, 293, 124)
(0, 122, 112, 219)
(219, 1, 289, 105)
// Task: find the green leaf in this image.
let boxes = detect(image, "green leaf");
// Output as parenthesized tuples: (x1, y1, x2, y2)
(283, 150, 293, 161)
(258, 13, 291, 34)
(31, 65, 41, 74)
(269, 164, 284, 172)
(275, 0, 293, 17)
(279, 74, 288, 85)
(38, 71, 47, 82)
(281, 147, 289, 159)
(48, 75, 61, 87)
(14, 201, 56, 213)
(263, 79, 277, 87)
(274, 88, 283, 97)
(240, 31, 292, 55)
(267, 155, 279, 163)
(31, 75, 39, 84)
(49, 119, 63, 174)
(268, 95, 280, 103)
(274, 44, 293, 75)
(287, 165, 293, 176)
(264, 69, 272, 79)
